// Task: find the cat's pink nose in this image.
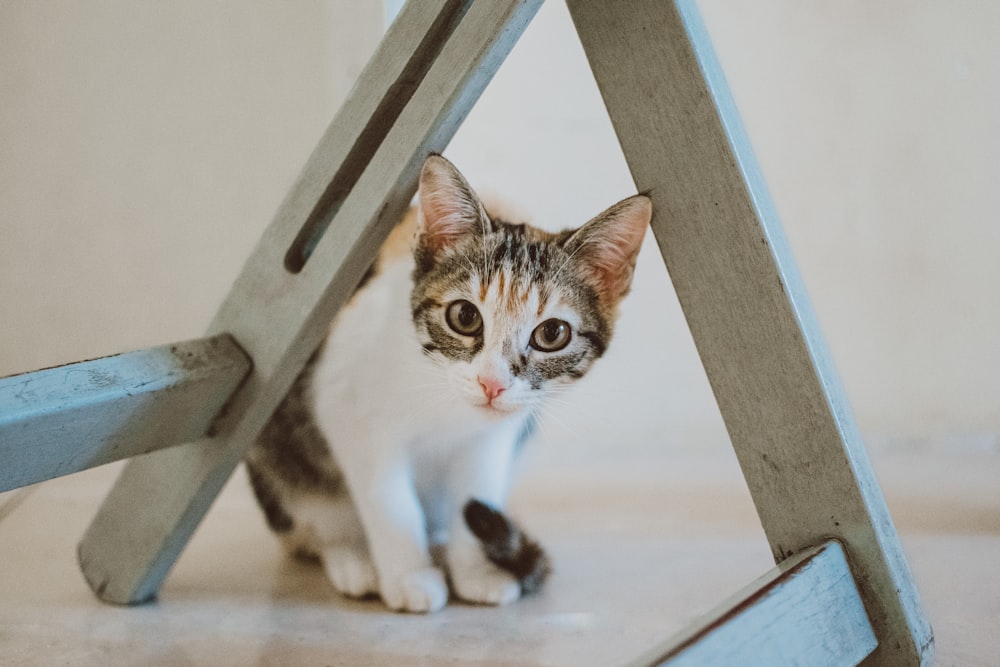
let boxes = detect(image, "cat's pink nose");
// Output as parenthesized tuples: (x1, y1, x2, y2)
(478, 376, 507, 402)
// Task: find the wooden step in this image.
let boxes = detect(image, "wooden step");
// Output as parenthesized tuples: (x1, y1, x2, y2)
(0, 335, 250, 493)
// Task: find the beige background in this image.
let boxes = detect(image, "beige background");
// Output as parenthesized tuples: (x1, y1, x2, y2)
(2, 1, 997, 453)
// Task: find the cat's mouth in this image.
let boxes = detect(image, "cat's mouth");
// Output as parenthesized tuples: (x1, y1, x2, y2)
(480, 402, 511, 415)
(476, 399, 520, 418)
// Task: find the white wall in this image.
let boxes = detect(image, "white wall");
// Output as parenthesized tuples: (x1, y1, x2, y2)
(0, 1, 380, 373)
(445, 1, 1000, 452)
(2, 2, 997, 453)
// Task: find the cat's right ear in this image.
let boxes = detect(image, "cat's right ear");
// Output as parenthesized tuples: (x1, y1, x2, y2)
(416, 155, 490, 262)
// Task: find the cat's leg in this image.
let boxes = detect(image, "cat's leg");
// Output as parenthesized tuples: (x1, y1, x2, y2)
(320, 544, 378, 599)
(274, 491, 379, 599)
(339, 453, 448, 613)
(445, 420, 522, 606)
(313, 497, 379, 599)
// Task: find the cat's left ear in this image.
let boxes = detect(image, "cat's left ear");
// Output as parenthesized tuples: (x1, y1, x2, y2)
(564, 194, 652, 304)
(416, 155, 490, 263)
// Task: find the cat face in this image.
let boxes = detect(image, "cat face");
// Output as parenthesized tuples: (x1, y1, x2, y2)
(410, 155, 651, 418)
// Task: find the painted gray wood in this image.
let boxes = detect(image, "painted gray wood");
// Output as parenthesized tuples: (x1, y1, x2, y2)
(632, 541, 876, 667)
(0, 335, 249, 493)
(566, 1, 933, 665)
(78, 0, 542, 605)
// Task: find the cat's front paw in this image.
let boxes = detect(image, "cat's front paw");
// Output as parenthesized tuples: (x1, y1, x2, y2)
(380, 566, 448, 613)
(448, 545, 521, 606)
(321, 546, 378, 599)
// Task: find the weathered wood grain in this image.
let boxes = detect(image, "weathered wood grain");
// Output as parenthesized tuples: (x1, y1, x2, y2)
(78, 0, 542, 605)
(632, 541, 876, 667)
(0, 335, 249, 493)
(566, 1, 933, 665)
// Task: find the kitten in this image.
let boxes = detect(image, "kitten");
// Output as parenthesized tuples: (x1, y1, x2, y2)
(246, 155, 651, 613)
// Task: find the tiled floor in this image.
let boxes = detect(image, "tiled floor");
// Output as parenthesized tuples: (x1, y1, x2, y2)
(1, 443, 997, 666)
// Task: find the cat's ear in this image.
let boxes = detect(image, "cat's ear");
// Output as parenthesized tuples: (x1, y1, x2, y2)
(564, 194, 652, 304)
(416, 155, 490, 260)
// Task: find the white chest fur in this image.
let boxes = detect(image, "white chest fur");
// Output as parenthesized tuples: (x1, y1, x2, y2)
(310, 254, 525, 532)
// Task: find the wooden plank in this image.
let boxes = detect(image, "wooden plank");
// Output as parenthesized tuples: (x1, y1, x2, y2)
(0, 335, 249, 493)
(566, 1, 933, 665)
(78, 0, 542, 605)
(631, 542, 876, 667)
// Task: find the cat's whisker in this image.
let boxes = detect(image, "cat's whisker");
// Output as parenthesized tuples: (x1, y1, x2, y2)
(407, 377, 453, 391)
(539, 396, 575, 412)
(534, 414, 586, 448)
(538, 387, 586, 405)
(534, 401, 589, 444)
(400, 383, 455, 417)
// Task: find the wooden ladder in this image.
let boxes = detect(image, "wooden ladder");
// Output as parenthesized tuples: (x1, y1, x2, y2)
(0, 2, 933, 664)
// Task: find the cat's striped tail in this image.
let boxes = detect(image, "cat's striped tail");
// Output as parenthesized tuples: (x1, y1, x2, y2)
(462, 499, 551, 595)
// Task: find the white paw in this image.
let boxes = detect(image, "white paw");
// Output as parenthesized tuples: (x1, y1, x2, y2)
(321, 546, 378, 599)
(380, 567, 448, 613)
(449, 549, 521, 606)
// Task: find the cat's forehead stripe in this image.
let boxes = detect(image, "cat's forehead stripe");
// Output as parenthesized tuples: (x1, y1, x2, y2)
(478, 225, 562, 305)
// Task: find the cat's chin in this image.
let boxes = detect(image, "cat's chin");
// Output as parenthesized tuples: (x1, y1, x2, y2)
(475, 402, 524, 420)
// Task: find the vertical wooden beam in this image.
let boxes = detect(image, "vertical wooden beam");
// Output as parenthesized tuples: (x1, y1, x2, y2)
(567, 1, 932, 664)
(78, 0, 542, 605)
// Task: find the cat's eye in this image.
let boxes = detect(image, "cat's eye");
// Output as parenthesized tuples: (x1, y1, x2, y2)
(445, 300, 483, 336)
(530, 318, 571, 352)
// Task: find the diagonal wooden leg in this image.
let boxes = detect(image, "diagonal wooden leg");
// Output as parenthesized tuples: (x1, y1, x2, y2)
(78, 0, 542, 605)
(567, 1, 933, 664)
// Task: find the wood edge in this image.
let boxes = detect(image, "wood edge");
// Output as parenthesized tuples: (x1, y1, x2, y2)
(625, 541, 876, 667)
